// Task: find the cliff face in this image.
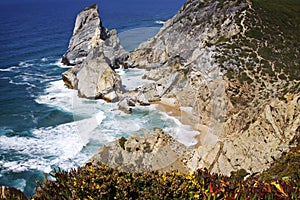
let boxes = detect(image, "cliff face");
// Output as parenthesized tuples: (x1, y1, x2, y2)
(117, 0, 299, 175)
(63, 1, 299, 176)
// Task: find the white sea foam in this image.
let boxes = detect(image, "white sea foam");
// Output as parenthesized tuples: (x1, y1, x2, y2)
(35, 80, 77, 112)
(101, 117, 141, 134)
(0, 66, 19, 72)
(18, 61, 34, 68)
(54, 59, 72, 68)
(41, 57, 48, 62)
(158, 109, 199, 147)
(35, 80, 111, 118)
(117, 68, 153, 91)
(115, 66, 125, 76)
(155, 20, 166, 25)
(0, 112, 105, 173)
(8, 78, 36, 88)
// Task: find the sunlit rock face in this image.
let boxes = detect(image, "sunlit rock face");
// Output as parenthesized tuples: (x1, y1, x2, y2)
(61, 4, 126, 101)
(119, 0, 300, 175)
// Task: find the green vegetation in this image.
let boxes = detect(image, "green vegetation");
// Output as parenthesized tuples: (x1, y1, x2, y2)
(212, 0, 300, 107)
(119, 137, 127, 150)
(260, 148, 300, 183)
(33, 144, 300, 199)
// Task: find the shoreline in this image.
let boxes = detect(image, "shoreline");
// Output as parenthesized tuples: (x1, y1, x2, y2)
(150, 98, 218, 149)
(150, 99, 197, 130)
(150, 98, 203, 147)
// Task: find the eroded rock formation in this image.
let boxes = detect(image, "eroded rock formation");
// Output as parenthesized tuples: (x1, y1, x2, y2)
(102, 0, 299, 175)
(61, 4, 126, 101)
(64, 1, 299, 176)
(91, 128, 191, 173)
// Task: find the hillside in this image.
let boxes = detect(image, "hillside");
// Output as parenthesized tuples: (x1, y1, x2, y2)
(116, 0, 299, 175)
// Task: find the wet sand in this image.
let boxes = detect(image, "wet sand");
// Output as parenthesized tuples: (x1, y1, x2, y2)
(151, 99, 216, 148)
(150, 100, 199, 131)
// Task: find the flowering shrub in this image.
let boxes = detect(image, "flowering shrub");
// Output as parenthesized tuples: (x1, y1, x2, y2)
(33, 146, 300, 199)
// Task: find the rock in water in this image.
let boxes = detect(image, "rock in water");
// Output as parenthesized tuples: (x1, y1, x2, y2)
(62, 4, 104, 66)
(76, 54, 122, 102)
(61, 4, 127, 101)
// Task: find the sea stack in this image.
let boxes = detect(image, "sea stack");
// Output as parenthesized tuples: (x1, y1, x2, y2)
(61, 4, 127, 102)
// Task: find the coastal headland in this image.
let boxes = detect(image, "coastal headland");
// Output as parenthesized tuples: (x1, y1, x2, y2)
(61, 1, 299, 176)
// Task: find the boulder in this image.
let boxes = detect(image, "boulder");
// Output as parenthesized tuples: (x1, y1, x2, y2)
(118, 97, 135, 114)
(62, 65, 81, 89)
(76, 55, 122, 102)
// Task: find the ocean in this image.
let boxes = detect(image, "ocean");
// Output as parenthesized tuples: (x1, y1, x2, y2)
(0, 0, 193, 196)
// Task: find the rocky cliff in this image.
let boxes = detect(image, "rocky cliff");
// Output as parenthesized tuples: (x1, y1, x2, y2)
(62, 1, 299, 176)
(92, 0, 299, 176)
(91, 128, 191, 173)
(62, 4, 126, 101)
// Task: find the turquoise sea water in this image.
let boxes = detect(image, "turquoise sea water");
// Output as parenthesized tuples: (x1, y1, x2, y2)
(0, 0, 191, 196)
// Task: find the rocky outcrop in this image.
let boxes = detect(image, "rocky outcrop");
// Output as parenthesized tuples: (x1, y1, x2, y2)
(61, 4, 127, 101)
(91, 128, 190, 173)
(116, 0, 300, 176)
(76, 54, 122, 101)
(63, 0, 299, 177)
(0, 186, 28, 200)
(62, 4, 105, 66)
(62, 4, 126, 67)
(187, 94, 300, 176)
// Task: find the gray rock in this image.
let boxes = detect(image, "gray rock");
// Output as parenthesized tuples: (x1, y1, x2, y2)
(76, 55, 122, 102)
(118, 97, 135, 114)
(61, 4, 127, 101)
(62, 4, 106, 66)
(91, 128, 190, 173)
(62, 65, 81, 89)
(62, 4, 127, 68)
(103, 29, 127, 68)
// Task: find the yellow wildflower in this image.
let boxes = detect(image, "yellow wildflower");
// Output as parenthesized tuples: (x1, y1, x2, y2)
(162, 174, 167, 181)
(271, 181, 288, 197)
(89, 165, 94, 172)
